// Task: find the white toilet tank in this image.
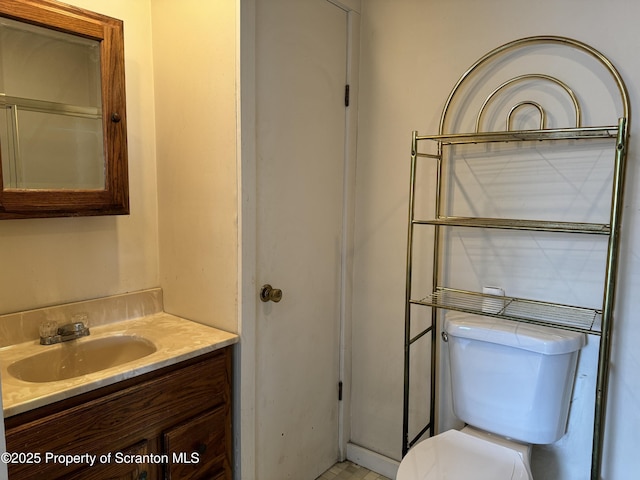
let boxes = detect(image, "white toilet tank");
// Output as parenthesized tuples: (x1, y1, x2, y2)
(445, 313, 586, 444)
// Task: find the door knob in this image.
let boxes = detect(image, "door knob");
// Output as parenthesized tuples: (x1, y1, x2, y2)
(260, 284, 283, 303)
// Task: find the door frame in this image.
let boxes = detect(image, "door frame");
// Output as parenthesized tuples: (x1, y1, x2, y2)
(235, 0, 361, 478)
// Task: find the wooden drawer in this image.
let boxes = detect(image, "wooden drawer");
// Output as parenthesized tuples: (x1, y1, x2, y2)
(164, 404, 231, 480)
(63, 440, 151, 480)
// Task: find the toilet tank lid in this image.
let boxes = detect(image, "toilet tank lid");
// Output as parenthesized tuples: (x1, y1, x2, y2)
(445, 313, 586, 355)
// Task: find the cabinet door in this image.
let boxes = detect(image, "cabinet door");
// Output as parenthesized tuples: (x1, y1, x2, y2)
(163, 405, 230, 479)
(63, 440, 152, 480)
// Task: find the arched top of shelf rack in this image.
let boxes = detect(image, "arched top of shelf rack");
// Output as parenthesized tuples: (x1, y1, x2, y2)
(435, 35, 630, 142)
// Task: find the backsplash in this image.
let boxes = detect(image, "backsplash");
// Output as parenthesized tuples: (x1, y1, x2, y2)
(0, 289, 163, 347)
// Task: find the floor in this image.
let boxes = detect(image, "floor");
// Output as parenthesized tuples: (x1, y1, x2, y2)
(316, 461, 392, 480)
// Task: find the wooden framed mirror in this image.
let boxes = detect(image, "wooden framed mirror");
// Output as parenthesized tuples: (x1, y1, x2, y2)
(0, 0, 128, 219)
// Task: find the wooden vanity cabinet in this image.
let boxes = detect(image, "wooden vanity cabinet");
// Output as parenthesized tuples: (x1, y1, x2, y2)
(4, 346, 233, 480)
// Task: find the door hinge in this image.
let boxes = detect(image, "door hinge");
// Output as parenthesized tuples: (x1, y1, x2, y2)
(344, 84, 350, 107)
(338, 381, 343, 401)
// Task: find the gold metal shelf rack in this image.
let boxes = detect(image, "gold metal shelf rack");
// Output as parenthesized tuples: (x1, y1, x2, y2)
(402, 36, 630, 480)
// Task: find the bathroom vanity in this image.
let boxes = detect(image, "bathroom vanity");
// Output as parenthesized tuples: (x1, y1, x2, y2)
(0, 289, 238, 480)
(4, 347, 232, 479)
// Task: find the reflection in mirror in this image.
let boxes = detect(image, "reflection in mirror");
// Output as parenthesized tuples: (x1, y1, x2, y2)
(0, 18, 104, 190)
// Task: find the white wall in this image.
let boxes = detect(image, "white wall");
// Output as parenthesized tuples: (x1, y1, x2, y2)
(0, 0, 159, 316)
(351, 1, 640, 478)
(152, 0, 238, 334)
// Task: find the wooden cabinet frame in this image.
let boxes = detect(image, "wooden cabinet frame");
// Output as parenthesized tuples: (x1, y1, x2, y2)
(0, 0, 128, 219)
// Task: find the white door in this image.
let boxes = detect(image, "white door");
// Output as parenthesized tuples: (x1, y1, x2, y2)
(255, 0, 348, 478)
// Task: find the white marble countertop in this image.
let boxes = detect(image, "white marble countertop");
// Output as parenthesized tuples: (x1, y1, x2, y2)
(0, 313, 238, 417)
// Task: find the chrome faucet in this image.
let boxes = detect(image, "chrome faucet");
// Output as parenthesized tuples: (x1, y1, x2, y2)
(39, 316, 90, 345)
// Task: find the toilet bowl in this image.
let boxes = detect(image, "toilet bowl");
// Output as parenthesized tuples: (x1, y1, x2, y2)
(396, 427, 532, 480)
(397, 312, 585, 479)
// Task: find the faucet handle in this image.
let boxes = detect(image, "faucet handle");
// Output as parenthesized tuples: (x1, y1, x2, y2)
(39, 321, 58, 338)
(71, 312, 89, 325)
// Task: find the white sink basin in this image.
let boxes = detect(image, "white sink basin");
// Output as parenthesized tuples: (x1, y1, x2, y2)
(7, 335, 156, 383)
(0, 313, 238, 417)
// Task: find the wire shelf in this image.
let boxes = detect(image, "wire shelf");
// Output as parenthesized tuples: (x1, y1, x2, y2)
(413, 217, 610, 234)
(412, 287, 601, 334)
(415, 126, 618, 145)
(403, 36, 630, 478)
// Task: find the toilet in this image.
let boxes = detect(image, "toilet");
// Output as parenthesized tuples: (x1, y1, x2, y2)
(397, 312, 586, 480)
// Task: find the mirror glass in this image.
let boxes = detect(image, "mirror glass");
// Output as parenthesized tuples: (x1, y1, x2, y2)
(0, 17, 104, 190)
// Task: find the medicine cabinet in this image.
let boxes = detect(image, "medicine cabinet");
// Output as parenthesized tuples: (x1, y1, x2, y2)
(0, 0, 128, 219)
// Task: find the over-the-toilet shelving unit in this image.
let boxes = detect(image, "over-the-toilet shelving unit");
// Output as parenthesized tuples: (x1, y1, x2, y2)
(402, 36, 630, 480)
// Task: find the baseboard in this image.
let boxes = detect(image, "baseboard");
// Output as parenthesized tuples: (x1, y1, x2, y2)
(346, 442, 400, 479)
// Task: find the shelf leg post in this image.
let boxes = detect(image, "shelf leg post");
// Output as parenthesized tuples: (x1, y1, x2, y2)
(591, 117, 628, 480)
(403, 131, 419, 456)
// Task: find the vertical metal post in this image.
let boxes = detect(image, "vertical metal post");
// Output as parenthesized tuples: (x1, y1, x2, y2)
(402, 131, 419, 456)
(591, 117, 629, 480)
(429, 136, 444, 440)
